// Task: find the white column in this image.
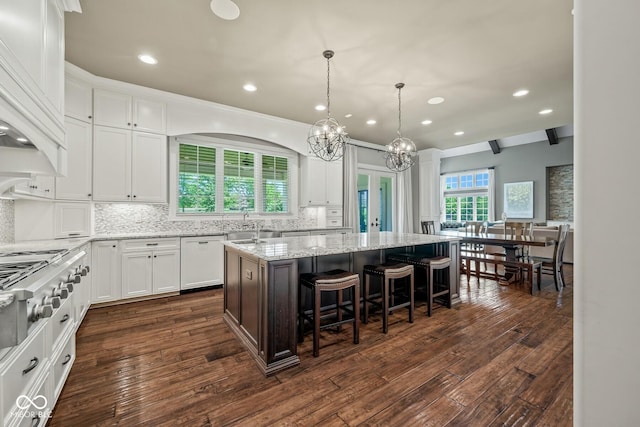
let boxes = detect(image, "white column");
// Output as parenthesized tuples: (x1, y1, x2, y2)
(417, 148, 442, 231)
(575, 0, 640, 425)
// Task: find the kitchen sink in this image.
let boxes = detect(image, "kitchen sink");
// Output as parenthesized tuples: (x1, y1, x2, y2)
(226, 230, 280, 240)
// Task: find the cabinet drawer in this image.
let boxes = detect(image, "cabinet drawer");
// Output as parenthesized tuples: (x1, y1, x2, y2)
(1, 325, 46, 421)
(8, 371, 51, 427)
(52, 334, 75, 400)
(327, 208, 343, 217)
(121, 238, 179, 252)
(327, 218, 343, 227)
(50, 295, 75, 351)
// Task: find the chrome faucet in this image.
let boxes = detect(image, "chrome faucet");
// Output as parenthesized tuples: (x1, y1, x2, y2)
(253, 222, 262, 243)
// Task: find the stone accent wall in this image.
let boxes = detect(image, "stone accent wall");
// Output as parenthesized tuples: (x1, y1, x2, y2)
(548, 164, 574, 221)
(94, 203, 320, 235)
(0, 200, 15, 243)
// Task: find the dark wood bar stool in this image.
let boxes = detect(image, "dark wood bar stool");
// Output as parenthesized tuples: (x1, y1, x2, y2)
(362, 262, 414, 333)
(298, 269, 360, 357)
(388, 253, 452, 316)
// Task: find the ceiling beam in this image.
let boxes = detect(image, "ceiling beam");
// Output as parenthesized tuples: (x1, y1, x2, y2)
(488, 139, 501, 154)
(546, 128, 559, 145)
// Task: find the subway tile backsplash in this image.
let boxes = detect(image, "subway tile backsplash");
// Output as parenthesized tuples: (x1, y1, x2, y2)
(94, 203, 320, 235)
(0, 200, 15, 243)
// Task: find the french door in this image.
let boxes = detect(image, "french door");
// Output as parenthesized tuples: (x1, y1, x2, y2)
(357, 168, 395, 232)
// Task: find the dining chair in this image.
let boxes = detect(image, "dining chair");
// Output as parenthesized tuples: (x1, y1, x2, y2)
(461, 221, 487, 277)
(528, 224, 570, 291)
(421, 220, 436, 234)
(504, 221, 534, 258)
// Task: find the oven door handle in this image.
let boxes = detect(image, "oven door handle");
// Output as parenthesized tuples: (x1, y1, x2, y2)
(22, 357, 39, 375)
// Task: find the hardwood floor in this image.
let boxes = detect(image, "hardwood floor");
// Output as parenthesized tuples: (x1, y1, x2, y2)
(49, 266, 573, 426)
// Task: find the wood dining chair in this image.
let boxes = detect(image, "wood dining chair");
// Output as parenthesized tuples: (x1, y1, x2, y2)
(504, 221, 534, 258)
(421, 220, 436, 234)
(461, 221, 487, 277)
(528, 224, 570, 291)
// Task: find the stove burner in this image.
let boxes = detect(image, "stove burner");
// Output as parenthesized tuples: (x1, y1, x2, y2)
(0, 249, 68, 257)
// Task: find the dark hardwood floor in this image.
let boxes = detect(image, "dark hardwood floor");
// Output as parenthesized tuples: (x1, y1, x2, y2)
(49, 266, 573, 426)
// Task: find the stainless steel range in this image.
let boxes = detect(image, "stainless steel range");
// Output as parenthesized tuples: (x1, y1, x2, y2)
(0, 246, 89, 351)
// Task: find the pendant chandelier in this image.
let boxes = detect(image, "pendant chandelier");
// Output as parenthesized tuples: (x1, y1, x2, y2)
(385, 83, 417, 172)
(307, 50, 349, 162)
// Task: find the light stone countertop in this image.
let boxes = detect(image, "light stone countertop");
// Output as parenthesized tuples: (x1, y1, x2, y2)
(223, 232, 461, 261)
(0, 237, 92, 253)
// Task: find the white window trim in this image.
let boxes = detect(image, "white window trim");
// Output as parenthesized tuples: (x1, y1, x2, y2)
(168, 134, 299, 220)
(440, 168, 494, 223)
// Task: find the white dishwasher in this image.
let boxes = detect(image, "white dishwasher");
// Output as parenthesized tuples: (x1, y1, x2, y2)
(180, 236, 225, 290)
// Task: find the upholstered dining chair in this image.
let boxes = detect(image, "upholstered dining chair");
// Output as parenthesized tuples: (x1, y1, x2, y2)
(421, 220, 436, 234)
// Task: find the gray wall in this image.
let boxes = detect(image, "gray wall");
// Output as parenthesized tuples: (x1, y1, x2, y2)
(440, 137, 573, 222)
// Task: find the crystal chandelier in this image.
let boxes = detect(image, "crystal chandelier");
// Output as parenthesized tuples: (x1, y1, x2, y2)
(307, 50, 349, 162)
(385, 83, 417, 172)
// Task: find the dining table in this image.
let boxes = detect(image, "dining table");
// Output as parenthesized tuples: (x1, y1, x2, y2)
(439, 229, 556, 285)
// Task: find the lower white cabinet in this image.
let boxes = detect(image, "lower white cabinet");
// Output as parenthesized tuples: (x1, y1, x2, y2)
(121, 238, 180, 298)
(91, 240, 122, 303)
(180, 236, 224, 290)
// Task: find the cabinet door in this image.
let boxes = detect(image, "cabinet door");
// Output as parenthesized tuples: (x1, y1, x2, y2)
(91, 241, 121, 303)
(132, 98, 166, 134)
(34, 175, 55, 198)
(93, 125, 132, 201)
(64, 78, 93, 123)
(122, 252, 153, 298)
(54, 202, 91, 238)
(326, 160, 343, 205)
(93, 89, 132, 129)
(180, 236, 224, 290)
(43, 0, 64, 115)
(131, 132, 167, 203)
(56, 117, 92, 200)
(302, 156, 327, 205)
(152, 249, 180, 294)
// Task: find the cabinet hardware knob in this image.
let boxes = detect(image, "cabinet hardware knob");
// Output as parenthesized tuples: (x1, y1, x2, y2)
(88, 115, 92, 119)
(88, 193, 92, 197)
(112, 245, 116, 248)
(127, 122, 131, 126)
(154, 255, 157, 258)
(148, 256, 151, 258)
(133, 195, 137, 198)
(134, 123, 137, 127)
(127, 195, 131, 198)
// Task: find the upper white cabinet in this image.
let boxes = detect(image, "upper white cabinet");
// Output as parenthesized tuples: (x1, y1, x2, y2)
(43, 0, 64, 114)
(64, 77, 93, 123)
(299, 156, 343, 206)
(56, 117, 92, 200)
(93, 89, 166, 134)
(12, 175, 55, 199)
(93, 126, 167, 203)
(54, 202, 91, 238)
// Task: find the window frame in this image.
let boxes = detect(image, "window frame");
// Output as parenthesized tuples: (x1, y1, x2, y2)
(169, 134, 298, 219)
(441, 168, 493, 223)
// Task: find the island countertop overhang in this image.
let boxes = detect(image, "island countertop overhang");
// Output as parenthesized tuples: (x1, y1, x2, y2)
(222, 231, 461, 261)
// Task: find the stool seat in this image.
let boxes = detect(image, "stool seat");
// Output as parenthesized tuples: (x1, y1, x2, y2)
(299, 269, 360, 357)
(362, 261, 414, 333)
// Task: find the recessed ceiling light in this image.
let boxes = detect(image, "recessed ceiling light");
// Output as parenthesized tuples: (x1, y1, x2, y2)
(16, 137, 28, 142)
(345, 114, 353, 118)
(138, 54, 158, 65)
(539, 108, 553, 115)
(243, 83, 257, 92)
(210, 0, 240, 20)
(314, 104, 326, 111)
(421, 119, 433, 125)
(454, 131, 464, 136)
(428, 97, 445, 105)
(513, 89, 529, 97)
(366, 119, 377, 125)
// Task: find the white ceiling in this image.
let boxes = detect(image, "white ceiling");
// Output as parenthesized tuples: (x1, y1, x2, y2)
(64, 0, 574, 151)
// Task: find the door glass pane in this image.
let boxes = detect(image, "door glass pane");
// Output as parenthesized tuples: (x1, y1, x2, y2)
(379, 176, 393, 231)
(358, 174, 369, 232)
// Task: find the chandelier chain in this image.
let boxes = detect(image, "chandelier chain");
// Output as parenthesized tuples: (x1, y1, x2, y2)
(397, 85, 402, 137)
(326, 54, 331, 117)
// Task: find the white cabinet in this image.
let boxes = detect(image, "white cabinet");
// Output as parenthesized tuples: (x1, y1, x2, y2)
(93, 125, 167, 203)
(54, 203, 91, 238)
(299, 156, 343, 206)
(91, 241, 122, 303)
(180, 236, 224, 290)
(93, 89, 166, 134)
(43, 0, 64, 114)
(56, 117, 92, 200)
(64, 77, 93, 123)
(121, 238, 180, 298)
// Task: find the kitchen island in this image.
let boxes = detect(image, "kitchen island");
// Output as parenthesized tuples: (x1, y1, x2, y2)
(223, 232, 461, 375)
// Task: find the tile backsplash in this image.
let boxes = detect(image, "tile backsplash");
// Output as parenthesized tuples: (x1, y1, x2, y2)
(0, 200, 15, 243)
(94, 203, 321, 235)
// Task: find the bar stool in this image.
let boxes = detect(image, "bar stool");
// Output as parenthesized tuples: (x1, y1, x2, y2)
(298, 269, 360, 357)
(362, 262, 414, 333)
(388, 253, 452, 317)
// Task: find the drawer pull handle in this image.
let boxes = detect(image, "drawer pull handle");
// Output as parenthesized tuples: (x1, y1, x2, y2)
(31, 414, 41, 427)
(62, 354, 72, 366)
(146, 243, 159, 246)
(60, 314, 70, 323)
(22, 357, 39, 375)
(198, 241, 209, 244)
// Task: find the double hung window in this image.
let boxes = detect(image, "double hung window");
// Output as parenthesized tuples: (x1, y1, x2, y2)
(441, 169, 494, 223)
